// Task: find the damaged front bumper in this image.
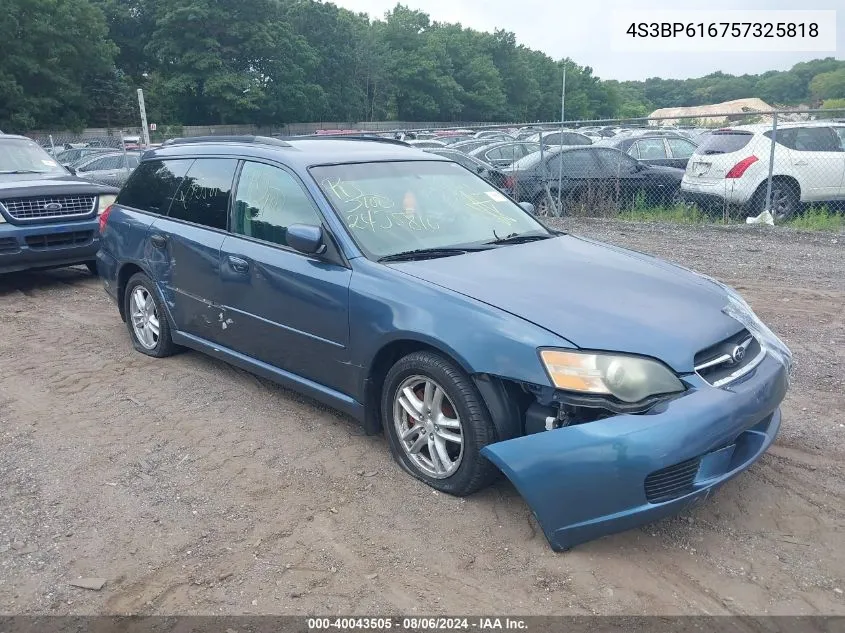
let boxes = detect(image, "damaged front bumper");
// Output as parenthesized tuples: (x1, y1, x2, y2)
(481, 353, 788, 551)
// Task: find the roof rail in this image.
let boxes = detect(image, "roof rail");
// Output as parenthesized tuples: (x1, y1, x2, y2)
(284, 134, 411, 147)
(162, 135, 291, 148)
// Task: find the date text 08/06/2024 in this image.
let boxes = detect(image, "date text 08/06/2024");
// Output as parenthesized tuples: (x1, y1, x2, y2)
(307, 617, 528, 630)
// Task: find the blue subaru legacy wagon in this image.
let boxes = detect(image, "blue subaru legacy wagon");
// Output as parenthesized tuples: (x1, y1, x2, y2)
(98, 136, 791, 551)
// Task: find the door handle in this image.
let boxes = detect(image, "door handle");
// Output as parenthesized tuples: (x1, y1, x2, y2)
(149, 234, 167, 249)
(227, 256, 250, 274)
(794, 160, 808, 166)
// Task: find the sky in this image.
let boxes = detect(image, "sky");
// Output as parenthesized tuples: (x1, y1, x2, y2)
(330, 0, 844, 81)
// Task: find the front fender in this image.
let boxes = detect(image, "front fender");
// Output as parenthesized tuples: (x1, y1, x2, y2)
(481, 355, 787, 551)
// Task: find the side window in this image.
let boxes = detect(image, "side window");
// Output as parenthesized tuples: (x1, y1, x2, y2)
(594, 148, 638, 174)
(636, 139, 668, 160)
(562, 133, 591, 146)
(667, 138, 696, 158)
(79, 157, 109, 172)
(834, 127, 845, 150)
(626, 143, 640, 159)
(558, 150, 599, 177)
(233, 161, 323, 248)
(127, 155, 140, 168)
(792, 127, 841, 152)
(168, 158, 237, 230)
(116, 159, 193, 215)
(773, 127, 842, 152)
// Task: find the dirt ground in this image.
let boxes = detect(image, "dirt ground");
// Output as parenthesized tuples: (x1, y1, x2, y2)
(0, 220, 843, 617)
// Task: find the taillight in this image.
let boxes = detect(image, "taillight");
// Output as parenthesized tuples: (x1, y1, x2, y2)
(726, 156, 758, 179)
(99, 205, 113, 233)
(503, 175, 515, 189)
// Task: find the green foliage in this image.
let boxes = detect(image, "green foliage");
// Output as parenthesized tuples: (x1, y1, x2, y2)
(3, 1, 845, 131)
(787, 207, 844, 232)
(809, 68, 845, 100)
(821, 98, 845, 110)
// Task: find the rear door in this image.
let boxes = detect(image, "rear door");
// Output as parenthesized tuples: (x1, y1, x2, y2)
(592, 148, 646, 205)
(147, 157, 238, 343)
(774, 126, 845, 201)
(218, 160, 353, 394)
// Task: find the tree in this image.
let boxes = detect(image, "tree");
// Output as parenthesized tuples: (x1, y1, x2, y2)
(809, 68, 845, 100)
(0, 0, 118, 131)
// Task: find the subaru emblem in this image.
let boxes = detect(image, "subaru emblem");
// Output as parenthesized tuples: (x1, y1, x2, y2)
(731, 344, 746, 363)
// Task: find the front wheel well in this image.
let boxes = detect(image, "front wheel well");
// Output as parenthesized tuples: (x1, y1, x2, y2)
(116, 263, 144, 322)
(362, 339, 525, 441)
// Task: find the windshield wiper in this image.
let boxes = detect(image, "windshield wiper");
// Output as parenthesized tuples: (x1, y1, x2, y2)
(484, 231, 555, 246)
(378, 246, 490, 263)
(0, 169, 47, 174)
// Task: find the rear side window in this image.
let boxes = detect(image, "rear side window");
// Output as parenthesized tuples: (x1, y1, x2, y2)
(635, 139, 668, 160)
(561, 133, 591, 146)
(768, 127, 843, 152)
(116, 159, 193, 214)
(694, 131, 753, 155)
(667, 138, 696, 158)
(168, 158, 237, 230)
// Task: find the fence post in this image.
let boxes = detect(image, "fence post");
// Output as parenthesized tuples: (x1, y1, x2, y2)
(119, 130, 128, 175)
(48, 135, 56, 157)
(764, 112, 778, 219)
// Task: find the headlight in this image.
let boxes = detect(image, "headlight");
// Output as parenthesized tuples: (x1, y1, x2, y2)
(539, 349, 684, 403)
(98, 194, 116, 214)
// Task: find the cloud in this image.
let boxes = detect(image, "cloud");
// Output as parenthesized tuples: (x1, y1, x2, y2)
(331, 0, 843, 80)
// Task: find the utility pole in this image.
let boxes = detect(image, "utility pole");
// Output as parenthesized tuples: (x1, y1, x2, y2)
(557, 62, 566, 212)
(137, 89, 151, 148)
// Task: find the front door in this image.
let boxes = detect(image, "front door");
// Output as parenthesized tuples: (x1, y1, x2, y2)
(218, 160, 353, 395)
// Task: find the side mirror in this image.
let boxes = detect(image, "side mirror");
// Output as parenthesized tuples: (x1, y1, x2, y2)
(287, 224, 327, 255)
(519, 202, 536, 215)
(476, 165, 485, 174)
(67, 166, 77, 175)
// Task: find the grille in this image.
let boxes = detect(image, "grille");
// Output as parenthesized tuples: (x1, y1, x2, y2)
(694, 329, 764, 387)
(644, 457, 701, 503)
(0, 237, 20, 254)
(24, 230, 94, 250)
(0, 195, 97, 221)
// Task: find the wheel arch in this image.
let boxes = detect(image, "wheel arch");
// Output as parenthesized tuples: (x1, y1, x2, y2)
(362, 337, 524, 442)
(116, 262, 146, 322)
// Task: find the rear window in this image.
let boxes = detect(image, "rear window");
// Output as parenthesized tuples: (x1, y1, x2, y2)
(694, 131, 753, 155)
(116, 159, 193, 214)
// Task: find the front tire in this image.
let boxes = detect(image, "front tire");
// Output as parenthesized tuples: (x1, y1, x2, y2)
(123, 272, 176, 358)
(381, 351, 499, 496)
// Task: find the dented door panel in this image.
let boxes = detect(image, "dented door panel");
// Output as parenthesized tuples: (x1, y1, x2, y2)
(146, 216, 227, 343)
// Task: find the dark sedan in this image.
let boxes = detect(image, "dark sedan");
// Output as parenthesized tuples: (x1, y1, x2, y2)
(600, 135, 699, 169)
(508, 146, 685, 216)
(468, 141, 546, 168)
(423, 148, 515, 198)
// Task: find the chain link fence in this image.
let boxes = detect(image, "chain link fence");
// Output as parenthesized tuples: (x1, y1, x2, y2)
(23, 107, 845, 227)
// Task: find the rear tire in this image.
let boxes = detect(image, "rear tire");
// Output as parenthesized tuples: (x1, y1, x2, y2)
(750, 179, 799, 222)
(123, 272, 176, 358)
(534, 190, 560, 217)
(381, 351, 499, 496)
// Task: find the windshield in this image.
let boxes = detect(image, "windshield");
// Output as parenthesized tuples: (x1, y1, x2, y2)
(311, 160, 549, 260)
(0, 138, 67, 174)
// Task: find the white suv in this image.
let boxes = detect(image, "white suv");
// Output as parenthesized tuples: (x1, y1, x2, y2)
(681, 122, 845, 221)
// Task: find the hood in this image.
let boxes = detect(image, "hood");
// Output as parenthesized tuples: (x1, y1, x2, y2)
(389, 235, 744, 372)
(0, 173, 118, 197)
